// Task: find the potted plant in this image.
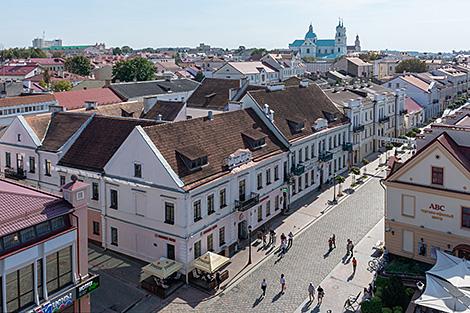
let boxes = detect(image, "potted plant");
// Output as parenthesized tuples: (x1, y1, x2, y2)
(349, 167, 360, 186)
(362, 158, 370, 177)
(335, 175, 345, 196)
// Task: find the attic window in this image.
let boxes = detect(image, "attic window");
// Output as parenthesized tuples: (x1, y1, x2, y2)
(322, 111, 338, 123)
(177, 145, 209, 171)
(287, 119, 305, 134)
(242, 130, 267, 150)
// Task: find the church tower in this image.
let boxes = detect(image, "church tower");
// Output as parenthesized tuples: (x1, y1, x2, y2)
(335, 18, 347, 56)
(355, 34, 361, 52)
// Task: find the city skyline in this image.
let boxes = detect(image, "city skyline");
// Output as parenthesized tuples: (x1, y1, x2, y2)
(1, 0, 469, 52)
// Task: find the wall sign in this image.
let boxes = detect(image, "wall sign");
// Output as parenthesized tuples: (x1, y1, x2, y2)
(76, 275, 100, 299)
(421, 203, 454, 221)
(34, 292, 73, 313)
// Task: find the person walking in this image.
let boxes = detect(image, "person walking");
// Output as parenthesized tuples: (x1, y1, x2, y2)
(317, 285, 324, 304)
(288, 231, 294, 249)
(328, 237, 333, 251)
(332, 234, 336, 248)
(350, 242, 355, 257)
(268, 229, 273, 246)
(280, 239, 287, 257)
(352, 257, 357, 274)
(308, 282, 315, 302)
(346, 239, 351, 256)
(261, 279, 267, 297)
(262, 232, 267, 248)
(272, 230, 277, 246)
(280, 274, 286, 294)
(216, 272, 221, 289)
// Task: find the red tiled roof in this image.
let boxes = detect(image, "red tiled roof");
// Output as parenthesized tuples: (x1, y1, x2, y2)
(29, 58, 65, 65)
(0, 94, 56, 108)
(404, 97, 423, 113)
(0, 179, 72, 237)
(0, 64, 39, 76)
(54, 88, 122, 110)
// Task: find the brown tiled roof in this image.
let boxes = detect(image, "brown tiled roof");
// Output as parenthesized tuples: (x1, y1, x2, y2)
(140, 101, 184, 121)
(58, 116, 158, 172)
(75, 101, 144, 118)
(24, 114, 51, 141)
(0, 94, 56, 108)
(143, 109, 287, 189)
(248, 84, 349, 141)
(187, 78, 240, 110)
(40, 112, 91, 152)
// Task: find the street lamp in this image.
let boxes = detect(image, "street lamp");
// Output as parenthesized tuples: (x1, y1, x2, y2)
(332, 172, 337, 204)
(248, 225, 252, 265)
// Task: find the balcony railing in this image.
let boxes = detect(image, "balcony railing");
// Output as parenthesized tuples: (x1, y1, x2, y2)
(378, 116, 390, 123)
(291, 164, 305, 176)
(4, 168, 26, 180)
(342, 143, 353, 152)
(319, 151, 333, 162)
(235, 192, 260, 212)
(353, 125, 365, 133)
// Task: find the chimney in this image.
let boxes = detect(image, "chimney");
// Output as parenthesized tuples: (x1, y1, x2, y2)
(84, 100, 97, 110)
(156, 114, 163, 122)
(208, 110, 213, 120)
(264, 103, 270, 115)
(104, 79, 111, 87)
(49, 105, 65, 114)
(268, 109, 274, 122)
(299, 79, 309, 88)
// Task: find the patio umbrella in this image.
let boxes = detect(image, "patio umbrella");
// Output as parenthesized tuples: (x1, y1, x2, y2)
(192, 251, 230, 274)
(430, 261, 470, 288)
(429, 250, 465, 272)
(415, 274, 470, 313)
(142, 258, 183, 279)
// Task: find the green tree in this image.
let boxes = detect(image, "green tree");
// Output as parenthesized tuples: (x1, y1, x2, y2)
(39, 80, 48, 89)
(395, 59, 428, 73)
(302, 56, 316, 63)
(250, 48, 267, 60)
(64, 56, 92, 76)
(112, 57, 155, 82)
(51, 51, 64, 58)
(121, 46, 133, 54)
(30, 48, 47, 58)
(52, 80, 72, 92)
(112, 47, 122, 55)
(194, 71, 205, 82)
(43, 69, 51, 85)
(382, 276, 407, 309)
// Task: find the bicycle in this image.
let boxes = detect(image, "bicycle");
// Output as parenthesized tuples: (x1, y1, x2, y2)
(368, 257, 386, 272)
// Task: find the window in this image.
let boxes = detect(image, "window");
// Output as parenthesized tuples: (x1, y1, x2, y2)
(17, 134, 21, 142)
(111, 227, 118, 246)
(266, 169, 271, 185)
(45, 159, 51, 176)
(60, 175, 66, 186)
(167, 244, 175, 260)
(239, 180, 246, 201)
(462, 207, 470, 229)
(29, 156, 35, 173)
(298, 176, 302, 192)
(194, 200, 202, 222)
(207, 233, 214, 252)
(275, 195, 280, 211)
(298, 149, 303, 163)
(20, 227, 35, 243)
(93, 221, 100, 235)
(46, 246, 72, 295)
(305, 173, 309, 188)
(6, 264, 35, 312)
(257, 205, 263, 222)
(274, 165, 279, 181)
(218, 188, 227, 209)
(165, 202, 175, 224)
(219, 227, 225, 247)
(402, 230, 414, 253)
(311, 169, 315, 184)
(92, 182, 99, 200)
(402, 195, 415, 217)
(134, 163, 142, 178)
(431, 167, 444, 185)
(110, 189, 118, 209)
(257, 173, 263, 190)
(207, 194, 215, 215)
(311, 143, 315, 158)
(194, 241, 201, 259)
(305, 147, 309, 160)
(5, 152, 11, 168)
(266, 200, 271, 216)
(51, 216, 66, 231)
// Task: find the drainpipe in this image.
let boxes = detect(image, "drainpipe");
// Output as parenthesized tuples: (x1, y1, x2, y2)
(71, 213, 81, 281)
(372, 100, 377, 153)
(394, 93, 398, 138)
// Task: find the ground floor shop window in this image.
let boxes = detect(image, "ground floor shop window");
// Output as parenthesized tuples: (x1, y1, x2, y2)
(46, 246, 73, 295)
(6, 263, 35, 312)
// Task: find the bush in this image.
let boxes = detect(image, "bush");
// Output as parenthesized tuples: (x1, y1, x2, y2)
(405, 130, 416, 138)
(405, 287, 414, 299)
(393, 306, 404, 313)
(382, 276, 407, 309)
(361, 297, 382, 313)
(385, 143, 394, 150)
(412, 127, 420, 133)
(382, 308, 393, 313)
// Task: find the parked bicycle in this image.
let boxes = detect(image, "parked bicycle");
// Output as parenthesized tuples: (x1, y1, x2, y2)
(368, 256, 386, 272)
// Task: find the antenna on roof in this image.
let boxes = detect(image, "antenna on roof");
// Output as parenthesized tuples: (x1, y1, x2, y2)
(42, 30, 45, 41)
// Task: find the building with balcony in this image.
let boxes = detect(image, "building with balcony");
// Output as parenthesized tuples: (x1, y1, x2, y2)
(0, 178, 99, 312)
(242, 80, 350, 204)
(55, 109, 288, 271)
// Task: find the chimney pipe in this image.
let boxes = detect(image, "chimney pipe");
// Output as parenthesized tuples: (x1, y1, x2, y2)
(208, 110, 213, 120)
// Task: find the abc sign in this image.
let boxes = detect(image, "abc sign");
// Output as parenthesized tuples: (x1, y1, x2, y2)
(429, 203, 445, 211)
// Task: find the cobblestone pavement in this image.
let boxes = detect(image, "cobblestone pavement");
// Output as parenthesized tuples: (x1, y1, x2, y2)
(159, 174, 386, 313)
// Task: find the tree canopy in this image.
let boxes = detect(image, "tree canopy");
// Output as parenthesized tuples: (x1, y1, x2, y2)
(52, 80, 73, 92)
(250, 48, 267, 60)
(194, 71, 205, 82)
(64, 56, 92, 76)
(395, 59, 428, 73)
(112, 57, 155, 82)
(0, 47, 47, 60)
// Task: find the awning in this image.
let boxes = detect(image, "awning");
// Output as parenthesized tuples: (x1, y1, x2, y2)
(192, 252, 230, 274)
(430, 250, 465, 272)
(428, 250, 470, 288)
(415, 274, 470, 313)
(142, 258, 183, 279)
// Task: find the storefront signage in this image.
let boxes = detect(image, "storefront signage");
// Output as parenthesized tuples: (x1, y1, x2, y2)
(34, 292, 73, 313)
(225, 149, 252, 169)
(76, 275, 100, 298)
(421, 203, 454, 221)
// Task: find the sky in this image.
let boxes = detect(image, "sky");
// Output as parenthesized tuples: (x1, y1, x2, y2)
(1, 0, 469, 52)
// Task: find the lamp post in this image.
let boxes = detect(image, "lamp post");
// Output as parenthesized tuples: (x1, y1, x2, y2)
(333, 172, 337, 204)
(248, 225, 252, 265)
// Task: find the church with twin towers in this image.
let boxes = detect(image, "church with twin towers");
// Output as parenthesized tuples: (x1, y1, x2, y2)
(289, 19, 361, 60)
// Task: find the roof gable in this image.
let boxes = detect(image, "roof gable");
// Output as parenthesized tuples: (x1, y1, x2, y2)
(0, 116, 41, 148)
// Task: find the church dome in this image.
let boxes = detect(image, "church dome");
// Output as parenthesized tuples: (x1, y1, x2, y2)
(305, 24, 317, 40)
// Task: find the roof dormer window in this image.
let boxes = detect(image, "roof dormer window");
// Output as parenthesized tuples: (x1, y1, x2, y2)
(177, 145, 209, 171)
(287, 119, 305, 134)
(242, 129, 267, 150)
